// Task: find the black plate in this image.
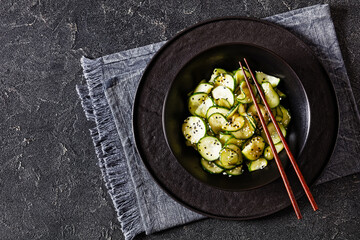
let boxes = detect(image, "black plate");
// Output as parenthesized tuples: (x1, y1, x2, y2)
(133, 17, 338, 219)
(163, 43, 309, 191)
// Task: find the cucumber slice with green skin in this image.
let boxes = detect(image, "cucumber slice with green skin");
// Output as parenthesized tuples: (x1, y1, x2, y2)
(206, 106, 229, 119)
(220, 148, 240, 166)
(261, 122, 287, 145)
(236, 81, 256, 104)
(194, 83, 214, 94)
(218, 133, 233, 145)
(226, 103, 239, 120)
(247, 103, 270, 128)
(275, 115, 283, 122)
(279, 105, 291, 127)
(225, 144, 243, 164)
(201, 158, 224, 174)
(238, 103, 247, 116)
(247, 158, 268, 172)
(242, 136, 266, 160)
(182, 116, 207, 144)
(226, 165, 244, 176)
(231, 115, 256, 139)
(271, 108, 277, 118)
(209, 68, 227, 83)
(197, 136, 222, 161)
(188, 93, 207, 115)
(248, 114, 257, 130)
(215, 98, 232, 108)
(214, 159, 236, 170)
(225, 137, 245, 147)
(275, 106, 283, 122)
(194, 97, 214, 118)
(233, 68, 251, 85)
(255, 72, 280, 87)
(214, 74, 236, 91)
(225, 143, 241, 155)
(264, 142, 284, 160)
(222, 115, 245, 132)
(212, 86, 235, 107)
(261, 82, 280, 108)
(208, 113, 228, 134)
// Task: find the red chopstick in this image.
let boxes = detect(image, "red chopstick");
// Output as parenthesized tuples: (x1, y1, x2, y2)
(242, 58, 318, 213)
(239, 61, 303, 219)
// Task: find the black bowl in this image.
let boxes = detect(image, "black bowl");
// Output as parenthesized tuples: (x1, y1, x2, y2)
(163, 43, 310, 191)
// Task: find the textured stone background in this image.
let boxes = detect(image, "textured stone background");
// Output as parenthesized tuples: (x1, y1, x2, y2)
(0, 0, 359, 239)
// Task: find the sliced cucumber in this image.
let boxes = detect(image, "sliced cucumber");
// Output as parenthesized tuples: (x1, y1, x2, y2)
(188, 93, 207, 115)
(225, 137, 245, 147)
(222, 115, 245, 132)
(247, 103, 270, 128)
(226, 165, 244, 176)
(242, 136, 266, 160)
(220, 148, 240, 166)
(225, 143, 241, 156)
(264, 142, 284, 160)
(226, 103, 239, 120)
(206, 106, 229, 119)
(247, 114, 257, 130)
(225, 144, 243, 164)
(275, 106, 283, 122)
(215, 98, 232, 108)
(214, 159, 236, 170)
(256, 72, 280, 87)
(279, 105, 291, 127)
(238, 103, 247, 116)
(236, 81, 256, 104)
(182, 116, 207, 144)
(218, 133, 233, 145)
(197, 136, 222, 161)
(209, 68, 227, 83)
(231, 115, 256, 140)
(233, 68, 251, 85)
(212, 86, 235, 107)
(201, 158, 224, 174)
(248, 158, 268, 172)
(261, 122, 287, 144)
(271, 108, 277, 118)
(208, 113, 228, 134)
(194, 83, 214, 94)
(261, 82, 280, 108)
(214, 74, 235, 91)
(194, 97, 214, 118)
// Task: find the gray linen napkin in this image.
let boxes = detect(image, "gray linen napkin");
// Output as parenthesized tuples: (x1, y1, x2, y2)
(76, 4, 360, 240)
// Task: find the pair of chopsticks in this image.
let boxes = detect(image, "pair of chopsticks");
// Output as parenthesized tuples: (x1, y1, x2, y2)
(239, 59, 318, 219)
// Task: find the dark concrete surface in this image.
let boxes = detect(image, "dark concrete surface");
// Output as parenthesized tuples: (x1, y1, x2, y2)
(0, 0, 359, 239)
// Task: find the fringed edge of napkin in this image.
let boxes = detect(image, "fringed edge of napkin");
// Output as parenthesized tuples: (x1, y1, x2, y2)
(76, 56, 144, 240)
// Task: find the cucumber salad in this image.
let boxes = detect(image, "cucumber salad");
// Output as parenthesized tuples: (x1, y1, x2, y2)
(182, 67, 291, 176)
